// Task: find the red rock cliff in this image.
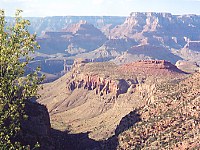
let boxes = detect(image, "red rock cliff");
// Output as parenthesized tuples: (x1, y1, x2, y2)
(67, 74, 130, 97)
(66, 59, 186, 98)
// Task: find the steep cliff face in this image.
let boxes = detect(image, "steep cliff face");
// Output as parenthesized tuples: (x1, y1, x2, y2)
(110, 12, 200, 48)
(20, 101, 54, 150)
(67, 74, 130, 97)
(11, 13, 200, 55)
(122, 12, 173, 33)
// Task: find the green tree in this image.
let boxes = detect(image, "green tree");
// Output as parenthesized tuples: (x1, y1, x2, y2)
(0, 10, 43, 149)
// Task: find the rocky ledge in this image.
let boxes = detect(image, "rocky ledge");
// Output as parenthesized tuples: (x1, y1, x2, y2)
(118, 60, 186, 75)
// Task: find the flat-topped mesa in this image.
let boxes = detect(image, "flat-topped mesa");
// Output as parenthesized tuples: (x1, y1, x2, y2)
(67, 60, 186, 98)
(119, 60, 186, 75)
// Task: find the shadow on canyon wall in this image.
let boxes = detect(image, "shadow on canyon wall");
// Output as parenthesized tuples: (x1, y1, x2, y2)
(50, 109, 141, 150)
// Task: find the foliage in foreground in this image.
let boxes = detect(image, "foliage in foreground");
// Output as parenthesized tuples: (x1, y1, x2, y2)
(0, 10, 43, 149)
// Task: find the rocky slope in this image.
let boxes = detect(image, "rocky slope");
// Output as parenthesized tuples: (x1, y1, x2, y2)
(176, 60, 200, 73)
(37, 59, 187, 141)
(115, 72, 200, 150)
(15, 61, 199, 150)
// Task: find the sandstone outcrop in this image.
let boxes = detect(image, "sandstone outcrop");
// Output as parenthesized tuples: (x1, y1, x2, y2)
(67, 58, 130, 97)
(67, 74, 130, 97)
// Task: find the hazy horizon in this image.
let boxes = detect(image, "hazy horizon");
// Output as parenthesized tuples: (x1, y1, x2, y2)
(1, 0, 200, 17)
(4, 12, 200, 18)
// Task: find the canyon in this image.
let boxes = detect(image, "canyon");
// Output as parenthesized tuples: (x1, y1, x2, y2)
(6, 12, 199, 81)
(10, 12, 200, 149)
(37, 59, 187, 140)
(35, 58, 199, 149)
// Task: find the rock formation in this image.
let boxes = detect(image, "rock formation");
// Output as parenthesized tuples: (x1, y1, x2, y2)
(21, 13, 200, 79)
(119, 60, 186, 75)
(110, 12, 200, 48)
(37, 21, 107, 55)
(67, 74, 130, 97)
(37, 59, 187, 141)
(66, 59, 186, 99)
(19, 100, 54, 149)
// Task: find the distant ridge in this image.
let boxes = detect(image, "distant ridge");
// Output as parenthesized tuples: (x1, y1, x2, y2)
(12, 12, 200, 76)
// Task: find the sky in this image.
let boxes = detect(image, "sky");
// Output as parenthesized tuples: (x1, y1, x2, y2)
(0, 0, 200, 17)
